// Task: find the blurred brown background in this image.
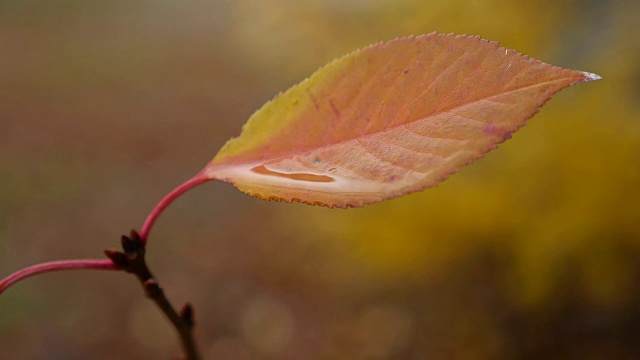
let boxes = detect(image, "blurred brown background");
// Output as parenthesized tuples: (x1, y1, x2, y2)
(1, 0, 639, 359)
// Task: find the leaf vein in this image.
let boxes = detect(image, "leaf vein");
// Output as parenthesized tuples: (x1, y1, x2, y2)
(402, 124, 467, 141)
(357, 139, 421, 173)
(375, 137, 446, 158)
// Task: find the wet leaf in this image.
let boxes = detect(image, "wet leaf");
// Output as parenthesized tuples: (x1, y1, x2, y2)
(203, 33, 599, 208)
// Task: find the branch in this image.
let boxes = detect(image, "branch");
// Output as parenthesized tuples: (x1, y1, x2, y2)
(105, 230, 200, 360)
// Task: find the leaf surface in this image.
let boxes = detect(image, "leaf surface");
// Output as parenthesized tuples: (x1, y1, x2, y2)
(203, 33, 600, 208)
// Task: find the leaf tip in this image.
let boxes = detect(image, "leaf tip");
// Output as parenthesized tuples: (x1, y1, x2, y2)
(581, 71, 602, 82)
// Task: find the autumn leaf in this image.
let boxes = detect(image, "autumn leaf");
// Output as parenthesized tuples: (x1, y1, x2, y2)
(203, 33, 600, 208)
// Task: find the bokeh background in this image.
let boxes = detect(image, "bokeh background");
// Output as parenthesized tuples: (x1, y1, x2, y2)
(1, 0, 639, 359)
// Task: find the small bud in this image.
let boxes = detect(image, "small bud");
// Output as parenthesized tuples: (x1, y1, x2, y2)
(180, 303, 195, 328)
(129, 229, 140, 240)
(121, 233, 144, 256)
(143, 279, 161, 298)
(121, 235, 134, 253)
(104, 249, 128, 269)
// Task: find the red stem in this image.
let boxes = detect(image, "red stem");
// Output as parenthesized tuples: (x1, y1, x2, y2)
(0, 172, 210, 295)
(0, 259, 119, 295)
(139, 173, 210, 244)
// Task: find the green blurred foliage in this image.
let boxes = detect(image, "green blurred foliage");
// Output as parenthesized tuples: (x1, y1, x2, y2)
(1, 0, 639, 359)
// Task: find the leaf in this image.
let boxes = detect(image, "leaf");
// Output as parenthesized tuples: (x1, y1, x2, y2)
(203, 33, 600, 208)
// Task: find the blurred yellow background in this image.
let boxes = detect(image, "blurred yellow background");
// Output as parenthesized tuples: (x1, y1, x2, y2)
(1, 0, 639, 359)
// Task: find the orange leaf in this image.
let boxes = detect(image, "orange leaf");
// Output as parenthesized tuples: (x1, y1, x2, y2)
(203, 33, 600, 208)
